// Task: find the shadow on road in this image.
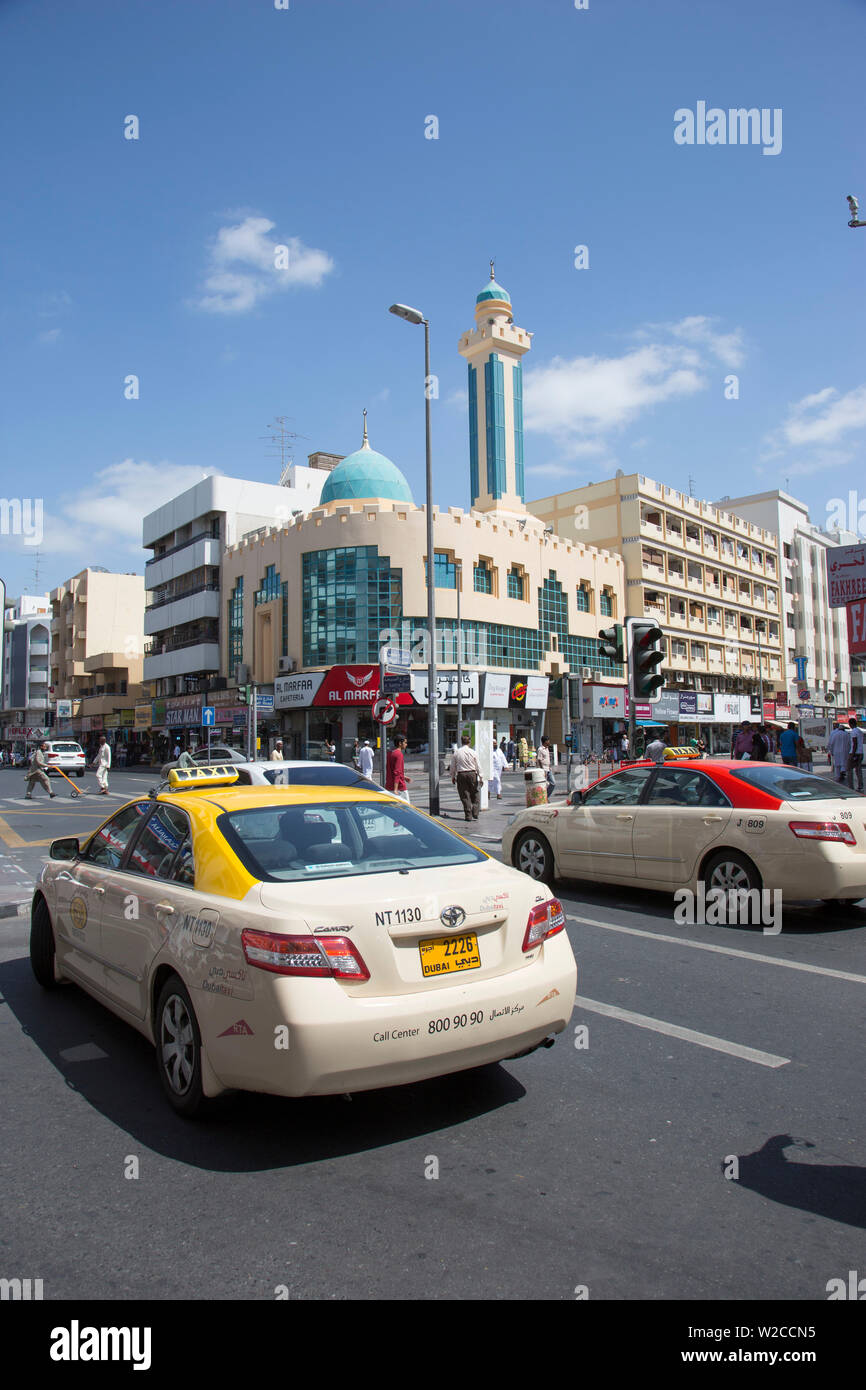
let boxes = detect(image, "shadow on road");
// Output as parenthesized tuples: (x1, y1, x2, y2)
(1, 957, 527, 1173)
(730, 1134, 866, 1230)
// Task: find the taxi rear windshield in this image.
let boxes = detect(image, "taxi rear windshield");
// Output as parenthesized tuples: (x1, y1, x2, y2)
(730, 766, 865, 802)
(217, 800, 487, 881)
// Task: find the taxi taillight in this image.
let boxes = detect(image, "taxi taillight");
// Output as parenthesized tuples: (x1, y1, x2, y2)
(242, 928, 370, 981)
(522, 897, 566, 952)
(788, 820, 857, 845)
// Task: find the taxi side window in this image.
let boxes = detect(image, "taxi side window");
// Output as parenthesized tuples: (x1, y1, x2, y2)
(83, 803, 151, 870)
(127, 805, 192, 879)
(583, 768, 654, 807)
(646, 770, 730, 808)
(171, 839, 194, 886)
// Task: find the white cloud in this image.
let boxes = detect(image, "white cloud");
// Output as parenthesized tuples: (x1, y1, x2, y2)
(192, 215, 335, 314)
(524, 343, 704, 441)
(447, 388, 468, 408)
(664, 315, 745, 369)
(37, 328, 61, 345)
(774, 384, 866, 449)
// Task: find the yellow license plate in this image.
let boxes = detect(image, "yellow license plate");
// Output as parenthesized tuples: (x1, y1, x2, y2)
(419, 932, 481, 977)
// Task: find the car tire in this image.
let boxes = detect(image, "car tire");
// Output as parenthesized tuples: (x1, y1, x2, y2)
(513, 829, 554, 882)
(155, 975, 208, 1119)
(701, 849, 762, 896)
(30, 896, 58, 990)
(76, 770, 84, 778)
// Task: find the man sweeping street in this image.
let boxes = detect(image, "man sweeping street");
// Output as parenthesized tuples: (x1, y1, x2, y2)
(25, 742, 56, 800)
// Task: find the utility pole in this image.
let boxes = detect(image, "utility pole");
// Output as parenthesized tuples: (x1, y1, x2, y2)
(455, 561, 463, 739)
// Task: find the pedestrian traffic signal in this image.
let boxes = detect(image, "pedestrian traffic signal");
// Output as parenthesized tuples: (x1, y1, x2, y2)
(237, 684, 250, 705)
(598, 624, 625, 665)
(626, 618, 665, 702)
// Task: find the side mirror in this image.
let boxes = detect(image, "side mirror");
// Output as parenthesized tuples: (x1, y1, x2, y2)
(49, 837, 80, 861)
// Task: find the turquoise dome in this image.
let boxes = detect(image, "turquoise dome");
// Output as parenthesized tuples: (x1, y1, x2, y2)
(320, 439, 414, 505)
(476, 278, 511, 305)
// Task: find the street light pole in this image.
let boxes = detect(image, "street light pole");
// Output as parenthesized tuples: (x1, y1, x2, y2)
(389, 303, 440, 815)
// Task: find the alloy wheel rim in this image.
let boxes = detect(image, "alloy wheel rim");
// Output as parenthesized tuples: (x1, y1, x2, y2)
(518, 838, 546, 878)
(161, 994, 195, 1094)
(709, 862, 751, 892)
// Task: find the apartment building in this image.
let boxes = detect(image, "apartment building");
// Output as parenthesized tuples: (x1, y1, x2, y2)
(142, 463, 331, 697)
(1, 594, 51, 733)
(722, 489, 855, 709)
(49, 568, 146, 742)
(527, 473, 785, 698)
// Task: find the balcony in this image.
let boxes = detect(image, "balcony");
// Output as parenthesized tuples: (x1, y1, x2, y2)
(30, 643, 50, 656)
(28, 669, 48, 683)
(144, 586, 221, 636)
(669, 608, 687, 628)
(639, 512, 663, 538)
(143, 643, 221, 682)
(685, 529, 702, 553)
(644, 601, 667, 622)
(145, 538, 222, 590)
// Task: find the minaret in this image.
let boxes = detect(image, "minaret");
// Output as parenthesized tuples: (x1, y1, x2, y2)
(458, 263, 531, 514)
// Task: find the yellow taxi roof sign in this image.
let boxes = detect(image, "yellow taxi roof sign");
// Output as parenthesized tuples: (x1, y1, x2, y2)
(167, 765, 240, 790)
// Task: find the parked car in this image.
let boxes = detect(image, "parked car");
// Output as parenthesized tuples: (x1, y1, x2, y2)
(31, 765, 577, 1116)
(160, 746, 248, 778)
(231, 759, 401, 798)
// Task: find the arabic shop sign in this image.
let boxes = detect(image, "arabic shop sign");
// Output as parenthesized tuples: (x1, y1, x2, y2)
(827, 544, 866, 609)
(847, 597, 866, 656)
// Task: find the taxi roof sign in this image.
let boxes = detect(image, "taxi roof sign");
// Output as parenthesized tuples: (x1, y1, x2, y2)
(167, 765, 240, 791)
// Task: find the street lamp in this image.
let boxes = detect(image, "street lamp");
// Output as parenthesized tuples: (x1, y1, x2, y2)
(389, 302, 440, 815)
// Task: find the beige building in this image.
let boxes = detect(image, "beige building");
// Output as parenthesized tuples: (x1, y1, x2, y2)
(50, 568, 146, 743)
(527, 473, 785, 698)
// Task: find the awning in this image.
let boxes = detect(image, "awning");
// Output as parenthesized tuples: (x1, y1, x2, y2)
(636, 718, 669, 727)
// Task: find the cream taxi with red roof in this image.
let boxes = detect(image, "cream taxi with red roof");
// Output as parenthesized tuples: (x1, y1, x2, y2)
(503, 760, 866, 907)
(30, 766, 577, 1116)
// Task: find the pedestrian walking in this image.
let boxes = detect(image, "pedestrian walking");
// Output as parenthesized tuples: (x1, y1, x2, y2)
(731, 721, 753, 759)
(272, 740, 284, 761)
(779, 722, 799, 768)
(324, 738, 336, 762)
(847, 718, 864, 792)
(536, 735, 555, 797)
(518, 736, 528, 769)
(490, 743, 507, 799)
(358, 740, 375, 779)
(620, 732, 630, 761)
(25, 741, 56, 799)
(750, 725, 770, 762)
(645, 735, 667, 765)
(506, 737, 515, 770)
(796, 734, 812, 772)
(386, 735, 411, 802)
(828, 722, 851, 784)
(93, 734, 112, 795)
(450, 735, 483, 821)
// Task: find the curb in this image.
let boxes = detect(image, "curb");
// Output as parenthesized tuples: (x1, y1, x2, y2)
(0, 900, 31, 920)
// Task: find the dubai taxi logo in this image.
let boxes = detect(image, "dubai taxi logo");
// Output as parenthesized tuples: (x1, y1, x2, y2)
(674, 885, 782, 935)
(69, 897, 87, 931)
(674, 102, 782, 156)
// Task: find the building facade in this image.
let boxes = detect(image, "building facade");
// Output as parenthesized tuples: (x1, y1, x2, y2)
(527, 473, 786, 749)
(1, 594, 51, 746)
(142, 465, 330, 697)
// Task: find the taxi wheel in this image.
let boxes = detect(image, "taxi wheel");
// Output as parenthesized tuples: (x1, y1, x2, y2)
(701, 849, 761, 896)
(30, 897, 58, 990)
(156, 976, 206, 1118)
(514, 830, 554, 882)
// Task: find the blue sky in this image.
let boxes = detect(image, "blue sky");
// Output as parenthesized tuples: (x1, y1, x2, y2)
(1, 0, 864, 598)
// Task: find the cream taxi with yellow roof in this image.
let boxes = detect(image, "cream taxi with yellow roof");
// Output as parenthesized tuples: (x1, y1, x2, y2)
(31, 766, 577, 1116)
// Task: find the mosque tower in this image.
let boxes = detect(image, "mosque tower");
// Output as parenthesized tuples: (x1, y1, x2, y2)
(458, 263, 532, 514)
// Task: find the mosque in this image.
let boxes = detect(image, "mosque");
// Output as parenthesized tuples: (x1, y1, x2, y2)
(221, 271, 626, 759)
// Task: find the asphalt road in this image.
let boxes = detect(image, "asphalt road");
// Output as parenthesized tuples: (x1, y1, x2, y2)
(1, 764, 864, 1300)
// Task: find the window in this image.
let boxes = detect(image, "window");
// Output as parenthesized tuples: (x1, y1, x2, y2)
(255, 564, 280, 605)
(83, 803, 150, 869)
(424, 552, 456, 589)
(303, 546, 403, 666)
(127, 805, 191, 879)
(576, 585, 590, 612)
(507, 567, 524, 600)
(228, 577, 244, 677)
(645, 770, 730, 808)
(473, 562, 493, 594)
(599, 591, 613, 617)
(583, 768, 654, 807)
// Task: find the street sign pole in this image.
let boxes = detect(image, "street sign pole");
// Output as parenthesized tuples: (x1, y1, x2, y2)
(380, 657, 386, 785)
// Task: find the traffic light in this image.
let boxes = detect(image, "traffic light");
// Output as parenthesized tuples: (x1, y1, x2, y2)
(237, 684, 250, 705)
(626, 618, 665, 702)
(597, 624, 625, 664)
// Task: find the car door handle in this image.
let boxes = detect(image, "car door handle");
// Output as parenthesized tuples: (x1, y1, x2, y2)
(90, 885, 105, 896)
(155, 902, 175, 915)
(702, 815, 724, 823)
(615, 813, 634, 821)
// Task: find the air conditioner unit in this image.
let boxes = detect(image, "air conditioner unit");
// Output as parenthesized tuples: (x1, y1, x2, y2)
(593, 670, 603, 681)
(581, 667, 593, 680)
(278, 656, 295, 673)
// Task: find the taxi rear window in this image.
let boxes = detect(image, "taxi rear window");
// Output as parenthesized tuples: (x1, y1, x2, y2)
(730, 766, 865, 802)
(217, 799, 486, 881)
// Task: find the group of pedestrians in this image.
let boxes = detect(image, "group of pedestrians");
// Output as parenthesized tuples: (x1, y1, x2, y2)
(828, 718, 865, 789)
(23, 735, 112, 798)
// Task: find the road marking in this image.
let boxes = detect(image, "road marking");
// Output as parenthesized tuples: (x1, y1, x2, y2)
(567, 913, 866, 986)
(575, 995, 790, 1068)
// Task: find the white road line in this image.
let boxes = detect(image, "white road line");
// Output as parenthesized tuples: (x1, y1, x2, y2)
(567, 914, 866, 986)
(575, 995, 790, 1068)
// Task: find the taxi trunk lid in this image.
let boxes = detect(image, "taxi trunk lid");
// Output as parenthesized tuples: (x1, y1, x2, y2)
(256, 859, 543, 996)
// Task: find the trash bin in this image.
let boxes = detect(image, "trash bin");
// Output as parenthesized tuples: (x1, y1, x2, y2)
(525, 767, 547, 806)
